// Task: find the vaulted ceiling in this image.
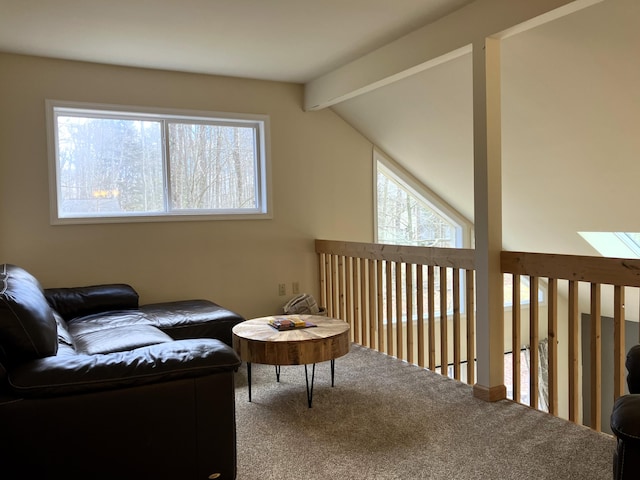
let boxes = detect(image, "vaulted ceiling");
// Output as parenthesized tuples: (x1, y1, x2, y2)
(1, 0, 638, 256)
(334, 0, 640, 255)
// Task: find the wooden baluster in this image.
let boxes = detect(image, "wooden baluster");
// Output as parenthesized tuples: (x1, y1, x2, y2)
(406, 263, 414, 365)
(417, 265, 425, 368)
(440, 267, 448, 377)
(453, 268, 461, 381)
(331, 254, 339, 319)
(319, 253, 327, 314)
(530, 276, 539, 410)
(360, 257, 368, 347)
(512, 274, 521, 403)
(590, 283, 602, 432)
(466, 270, 475, 385)
(568, 280, 579, 423)
(386, 261, 393, 356)
(428, 265, 436, 371)
(547, 278, 558, 416)
(346, 257, 354, 341)
(396, 262, 403, 360)
(340, 256, 348, 320)
(369, 259, 377, 349)
(325, 254, 333, 317)
(613, 285, 625, 400)
(377, 260, 384, 353)
(353, 258, 360, 344)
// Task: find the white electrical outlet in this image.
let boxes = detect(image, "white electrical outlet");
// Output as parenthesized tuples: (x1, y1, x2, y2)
(278, 283, 286, 296)
(292, 281, 300, 294)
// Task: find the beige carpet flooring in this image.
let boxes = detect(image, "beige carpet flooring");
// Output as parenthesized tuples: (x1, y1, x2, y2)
(234, 344, 615, 480)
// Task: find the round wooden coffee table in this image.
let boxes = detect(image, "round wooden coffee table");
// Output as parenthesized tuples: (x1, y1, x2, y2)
(232, 315, 350, 407)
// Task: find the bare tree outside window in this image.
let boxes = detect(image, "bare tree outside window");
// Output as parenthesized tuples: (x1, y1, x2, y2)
(168, 123, 256, 210)
(57, 116, 164, 215)
(376, 169, 455, 248)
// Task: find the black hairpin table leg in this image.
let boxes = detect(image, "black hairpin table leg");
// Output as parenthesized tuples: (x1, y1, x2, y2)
(304, 363, 316, 408)
(331, 359, 336, 387)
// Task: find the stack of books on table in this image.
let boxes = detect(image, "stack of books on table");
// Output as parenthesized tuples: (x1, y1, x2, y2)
(268, 315, 317, 331)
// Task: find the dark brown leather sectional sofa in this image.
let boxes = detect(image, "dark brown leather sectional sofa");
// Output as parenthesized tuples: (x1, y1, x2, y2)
(0, 263, 245, 479)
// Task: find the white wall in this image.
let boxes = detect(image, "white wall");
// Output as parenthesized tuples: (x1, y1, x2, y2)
(0, 53, 374, 319)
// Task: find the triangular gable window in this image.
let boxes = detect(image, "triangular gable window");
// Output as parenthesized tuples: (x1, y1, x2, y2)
(374, 149, 470, 247)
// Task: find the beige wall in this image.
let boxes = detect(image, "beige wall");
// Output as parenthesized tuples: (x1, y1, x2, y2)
(0, 52, 374, 319)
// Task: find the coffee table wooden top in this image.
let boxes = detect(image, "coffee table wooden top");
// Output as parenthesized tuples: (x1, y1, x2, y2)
(232, 315, 350, 366)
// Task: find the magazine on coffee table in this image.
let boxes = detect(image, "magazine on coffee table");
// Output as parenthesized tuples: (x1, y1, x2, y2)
(267, 315, 317, 331)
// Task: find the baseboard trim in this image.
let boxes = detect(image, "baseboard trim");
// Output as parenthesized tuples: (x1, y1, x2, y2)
(473, 383, 507, 402)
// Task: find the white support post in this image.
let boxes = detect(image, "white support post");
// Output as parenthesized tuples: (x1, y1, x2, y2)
(472, 36, 506, 401)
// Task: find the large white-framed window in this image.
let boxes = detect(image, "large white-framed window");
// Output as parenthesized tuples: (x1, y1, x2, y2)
(46, 100, 271, 224)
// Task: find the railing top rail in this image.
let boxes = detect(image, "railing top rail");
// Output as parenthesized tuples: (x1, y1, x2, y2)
(502, 251, 640, 287)
(315, 239, 475, 270)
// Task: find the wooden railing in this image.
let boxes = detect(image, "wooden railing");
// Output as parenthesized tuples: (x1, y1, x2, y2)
(502, 251, 640, 430)
(316, 240, 476, 384)
(316, 239, 640, 431)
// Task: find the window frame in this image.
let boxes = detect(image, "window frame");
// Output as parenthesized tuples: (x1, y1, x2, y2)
(46, 100, 272, 225)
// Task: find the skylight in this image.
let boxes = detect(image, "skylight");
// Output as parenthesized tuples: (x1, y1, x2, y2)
(578, 232, 640, 259)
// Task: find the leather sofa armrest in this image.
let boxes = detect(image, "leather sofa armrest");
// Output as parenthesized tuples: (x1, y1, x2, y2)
(612, 394, 640, 480)
(44, 284, 139, 321)
(627, 345, 640, 394)
(611, 394, 640, 442)
(7, 338, 240, 398)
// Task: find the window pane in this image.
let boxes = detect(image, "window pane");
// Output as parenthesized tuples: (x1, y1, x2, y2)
(168, 123, 257, 211)
(619, 232, 640, 257)
(626, 233, 640, 245)
(377, 169, 456, 247)
(56, 116, 164, 216)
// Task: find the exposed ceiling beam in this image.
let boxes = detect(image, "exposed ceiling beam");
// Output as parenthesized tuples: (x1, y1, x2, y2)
(304, 0, 603, 111)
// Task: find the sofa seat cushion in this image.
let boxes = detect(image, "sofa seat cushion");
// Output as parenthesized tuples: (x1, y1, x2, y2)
(66, 300, 244, 346)
(73, 325, 173, 355)
(7, 338, 240, 397)
(67, 310, 153, 337)
(0, 264, 58, 363)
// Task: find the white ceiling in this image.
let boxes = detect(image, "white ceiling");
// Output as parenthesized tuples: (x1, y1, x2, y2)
(0, 0, 473, 83)
(1, 0, 639, 257)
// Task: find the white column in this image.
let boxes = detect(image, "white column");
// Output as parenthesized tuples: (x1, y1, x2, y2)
(472, 36, 506, 401)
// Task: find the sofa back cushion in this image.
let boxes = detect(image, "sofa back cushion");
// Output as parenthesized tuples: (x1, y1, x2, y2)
(44, 284, 139, 321)
(0, 264, 58, 364)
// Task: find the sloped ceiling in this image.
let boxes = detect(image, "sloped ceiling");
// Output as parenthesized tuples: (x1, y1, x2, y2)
(332, 0, 640, 255)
